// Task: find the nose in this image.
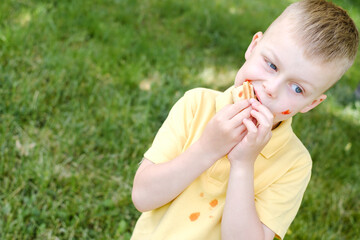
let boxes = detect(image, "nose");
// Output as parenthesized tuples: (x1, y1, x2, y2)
(262, 79, 279, 98)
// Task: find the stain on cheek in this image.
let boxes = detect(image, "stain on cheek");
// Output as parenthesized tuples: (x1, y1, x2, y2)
(281, 109, 291, 115)
(209, 199, 218, 208)
(189, 212, 200, 221)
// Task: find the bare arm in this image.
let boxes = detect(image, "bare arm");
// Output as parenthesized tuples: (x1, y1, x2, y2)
(132, 101, 251, 212)
(223, 163, 275, 240)
(132, 143, 216, 212)
(222, 99, 275, 240)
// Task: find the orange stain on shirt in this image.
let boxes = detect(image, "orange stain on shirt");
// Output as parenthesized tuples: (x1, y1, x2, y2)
(238, 92, 243, 98)
(209, 199, 218, 208)
(200, 192, 204, 197)
(281, 109, 291, 115)
(189, 212, 200, 221)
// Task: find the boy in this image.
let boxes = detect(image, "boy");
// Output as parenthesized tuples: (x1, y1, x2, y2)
(131, 0, 359, 239)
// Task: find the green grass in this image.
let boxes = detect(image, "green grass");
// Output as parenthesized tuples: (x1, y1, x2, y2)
(0, 0, 359, 239)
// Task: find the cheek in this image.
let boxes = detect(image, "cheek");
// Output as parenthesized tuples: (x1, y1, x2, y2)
(234, 70, 243, 86)
(245, 65, 266, 81)
(235, 60, 264, 85)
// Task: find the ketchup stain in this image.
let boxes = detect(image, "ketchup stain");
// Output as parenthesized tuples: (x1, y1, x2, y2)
(209, 199, 218, 208)
(189, 212, 200, 221)
(281, 109, 291, 115)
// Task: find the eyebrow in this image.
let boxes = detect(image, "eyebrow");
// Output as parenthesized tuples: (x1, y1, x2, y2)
(263, 47, 281, 67)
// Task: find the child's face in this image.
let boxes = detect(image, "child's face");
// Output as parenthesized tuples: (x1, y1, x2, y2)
(234, 19, 341, 125)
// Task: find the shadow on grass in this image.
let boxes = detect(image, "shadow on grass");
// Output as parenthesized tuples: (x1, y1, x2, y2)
(291, 99, 360, 238)
(1, 0, 360, 239)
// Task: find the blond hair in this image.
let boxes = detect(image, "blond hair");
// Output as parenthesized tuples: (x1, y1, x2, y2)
(272, 0, 359, 69)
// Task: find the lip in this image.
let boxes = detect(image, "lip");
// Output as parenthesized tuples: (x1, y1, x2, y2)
(253, 87, 262, 104)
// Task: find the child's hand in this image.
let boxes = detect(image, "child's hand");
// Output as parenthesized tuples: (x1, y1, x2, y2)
(227, 99, 273, 166)
(197, 100, 251, 161)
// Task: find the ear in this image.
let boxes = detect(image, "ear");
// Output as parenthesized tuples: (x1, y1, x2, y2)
(300, 94, 327, 113)
(245, 32, 263, 60)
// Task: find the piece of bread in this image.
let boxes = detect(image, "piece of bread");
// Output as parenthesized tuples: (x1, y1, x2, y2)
(232, 81, 255, 103)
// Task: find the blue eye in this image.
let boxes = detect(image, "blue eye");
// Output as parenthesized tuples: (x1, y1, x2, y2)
(267, 62, 277, 71)
(291, 84, 303, 94)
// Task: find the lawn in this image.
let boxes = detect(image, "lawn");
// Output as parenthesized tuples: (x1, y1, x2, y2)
(0, 0, 359, 239)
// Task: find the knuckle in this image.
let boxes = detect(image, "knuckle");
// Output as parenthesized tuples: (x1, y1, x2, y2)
(222, 124, 232, 134)
(249, 128, 258, 134)
(269, 114, 274, 121)
(213, 116, 223, 125)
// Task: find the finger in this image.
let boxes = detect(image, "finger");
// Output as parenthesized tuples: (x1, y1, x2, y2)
(250, 99, 274, 121)
(250, 110, 272, 129)
(224, 100, 251, 119)
(246, 108, 273, 141)
(243, 118, 258, 141)
(230, 107, 252, 126)
(249, 100, 273, 128)
(232, 124, 247, 143)
(237, 124, 247, 137)
(238, 129, 248, 141)
(243, 118, 257, 132)
(250, 110, 272, 138)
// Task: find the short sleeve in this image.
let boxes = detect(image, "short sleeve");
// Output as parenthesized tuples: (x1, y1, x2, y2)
(144, 91, 196, 164)
(255, 153, 312, 239)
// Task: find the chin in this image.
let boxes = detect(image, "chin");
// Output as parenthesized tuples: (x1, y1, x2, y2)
(275, 114, 292, 123)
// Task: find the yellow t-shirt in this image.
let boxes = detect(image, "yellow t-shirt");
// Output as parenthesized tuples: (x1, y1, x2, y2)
(131, 87, 312, 240)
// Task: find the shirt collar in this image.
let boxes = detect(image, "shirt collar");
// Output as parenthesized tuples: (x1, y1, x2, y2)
(215, 86, 293, 159)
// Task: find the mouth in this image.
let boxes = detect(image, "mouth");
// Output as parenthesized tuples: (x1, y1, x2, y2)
(245, 79, 260, 103)
(253, 87, 261, 104)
